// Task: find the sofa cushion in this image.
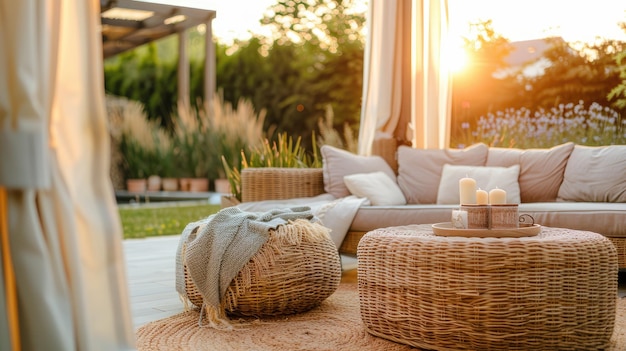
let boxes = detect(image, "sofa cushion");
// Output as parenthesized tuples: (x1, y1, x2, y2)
(436, 164, 521, 204)
(350, 204, 458, 232)
(486, 142, 574, 202)
(321, 145, 396, 199)
(344, 171, 406, 206)
(349, 202, 626, 238)
(397, 143, 489, 204)
(519, 202, 626, 238)
(557, 144, 626, 202)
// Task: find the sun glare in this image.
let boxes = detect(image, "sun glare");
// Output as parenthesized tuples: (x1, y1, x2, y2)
(446, 41, 468, 73)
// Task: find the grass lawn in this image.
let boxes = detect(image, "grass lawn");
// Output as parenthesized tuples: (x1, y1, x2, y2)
(118, 202, 221, 239)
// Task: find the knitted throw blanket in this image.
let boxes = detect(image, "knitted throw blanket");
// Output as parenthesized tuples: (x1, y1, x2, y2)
(176, 206, 315, 328)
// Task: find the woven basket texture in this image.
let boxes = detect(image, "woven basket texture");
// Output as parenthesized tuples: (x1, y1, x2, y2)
(357, 225, 618, 351)
(241, 168, 324, 203)
(608, 237, 626, 269)
(184, 221, 341, 318)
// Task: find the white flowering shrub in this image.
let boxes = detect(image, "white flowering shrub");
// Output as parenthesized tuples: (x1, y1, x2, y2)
(454, 101, 626, 148)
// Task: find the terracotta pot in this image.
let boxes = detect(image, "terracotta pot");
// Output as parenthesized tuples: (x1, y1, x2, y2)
(162, 178, 179, 192)
(179, 178, 192, 191)
(214, 178, 231, 194)
(126, 178, 147, 193)
(147, 175, 161, 191)
(189, 178, 209, 192)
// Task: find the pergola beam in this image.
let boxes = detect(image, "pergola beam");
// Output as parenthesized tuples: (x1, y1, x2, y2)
(100, 0, 217, 114)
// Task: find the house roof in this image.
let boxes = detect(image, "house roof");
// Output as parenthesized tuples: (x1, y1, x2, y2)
(494, 37, 566, 78)
(505, 37, 564, 67)
(100, 0, 216, 58)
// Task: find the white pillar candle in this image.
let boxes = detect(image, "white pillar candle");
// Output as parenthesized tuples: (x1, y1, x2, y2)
(451, 210, 468, 229)
(489, 187, 507, 204)
(459, 176, 477, 205)
(476, 188, 488, 205)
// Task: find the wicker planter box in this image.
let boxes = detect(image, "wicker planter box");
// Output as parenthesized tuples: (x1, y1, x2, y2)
(241, 167, 324, 203)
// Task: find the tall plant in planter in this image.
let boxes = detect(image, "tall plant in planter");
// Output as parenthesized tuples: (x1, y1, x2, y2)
(108, 95, 177, 192)
(116, 99, 171, 191)
(222, 132, 322, 202)
(208, 92, 266, 180)
(106, 95, 130, 190)
(169, 93, 266, 192)
(159, 144, 180, 191)
(172, 108, 210, 191)
(145, 127, 173, 191)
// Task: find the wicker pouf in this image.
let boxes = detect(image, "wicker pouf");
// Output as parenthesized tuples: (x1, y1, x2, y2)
(184, 220, 342, 318)
(357, 224, 618, 351)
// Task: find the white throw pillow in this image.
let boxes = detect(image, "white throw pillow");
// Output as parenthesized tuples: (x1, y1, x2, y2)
(436, 164, 521, 204)
(344, 171, 406, 206)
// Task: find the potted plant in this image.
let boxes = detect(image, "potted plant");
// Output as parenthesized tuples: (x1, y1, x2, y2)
(170, 93, 267, 193)
(119, 135, 149, 192)
(117, 99, 169, 193)
(172, 108, 211, 192)
(160, 145, 180, 191)
(129, 121, 172, 192)
(206, 92, 266, 196)
(154, 124, 180, 192)
(222, 132, 322, 203)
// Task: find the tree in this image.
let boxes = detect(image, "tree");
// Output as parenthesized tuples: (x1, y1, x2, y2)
(260, 0, 366, 52)
(104, 43, 178, 130)
(608, 22, 626, 114)
(234, 0, 367, 147)
(525, 38, 624, 110)
(609, 49, 626, 111)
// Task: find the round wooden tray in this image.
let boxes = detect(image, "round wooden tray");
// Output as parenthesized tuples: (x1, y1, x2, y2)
(431, 222, 541, 238)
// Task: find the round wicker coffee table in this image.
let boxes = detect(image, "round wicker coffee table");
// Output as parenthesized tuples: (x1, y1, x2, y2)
(357, 224, 618, 351)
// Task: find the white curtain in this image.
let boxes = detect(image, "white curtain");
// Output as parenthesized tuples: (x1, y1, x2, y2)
(0, 1, 135, 350)
(358, 0, 451, 154)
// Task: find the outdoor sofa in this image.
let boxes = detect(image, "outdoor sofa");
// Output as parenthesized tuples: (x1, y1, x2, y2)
(234, 141, 626, 269)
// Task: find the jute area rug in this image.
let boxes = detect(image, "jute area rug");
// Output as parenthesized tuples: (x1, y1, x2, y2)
(136, 283, 626, 351)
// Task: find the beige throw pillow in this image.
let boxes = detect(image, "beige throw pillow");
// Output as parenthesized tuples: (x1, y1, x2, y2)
(436, 164, 521, 204)
(487, 142, 575, 202)
(321, 145, 396, 198)
(557, 145, 626, 202)
(397, 143, 489, 204)
(344, 171, 407, 206)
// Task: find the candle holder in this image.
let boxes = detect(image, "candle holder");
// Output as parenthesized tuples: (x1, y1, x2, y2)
(490, 204, 519, 229)
(451, 209, 468, 229)
(460, 204, 490, 229)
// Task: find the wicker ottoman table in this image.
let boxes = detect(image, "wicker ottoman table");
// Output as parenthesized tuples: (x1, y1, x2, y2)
(357, 224, 618, 351)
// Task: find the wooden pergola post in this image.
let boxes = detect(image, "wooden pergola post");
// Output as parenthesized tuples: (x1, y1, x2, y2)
(204, 13, 216, 117)
(177, 29, 190, 116)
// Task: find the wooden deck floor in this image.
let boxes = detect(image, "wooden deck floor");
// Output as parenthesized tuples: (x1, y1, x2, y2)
(124, 235, 625, 330)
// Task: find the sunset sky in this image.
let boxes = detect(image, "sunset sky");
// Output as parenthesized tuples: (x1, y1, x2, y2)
(161, 0, 626, 45)
(448, 0, 626, 44)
